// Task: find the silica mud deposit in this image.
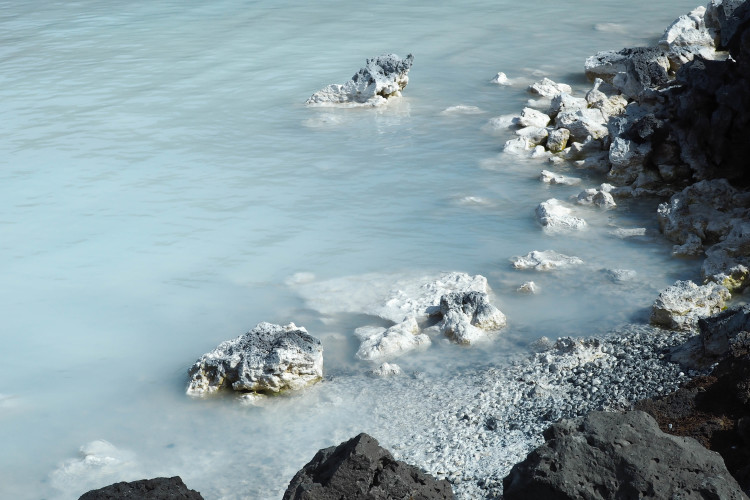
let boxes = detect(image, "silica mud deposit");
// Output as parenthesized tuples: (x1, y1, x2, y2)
(0, 0, 711, 498)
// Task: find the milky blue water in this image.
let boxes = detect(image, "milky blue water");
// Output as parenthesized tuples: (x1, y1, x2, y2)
(0, 0, 704, 498)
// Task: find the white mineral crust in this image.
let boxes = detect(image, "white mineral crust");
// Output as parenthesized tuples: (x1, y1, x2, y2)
(651, 280, 730, 330)
(536, 198, 587, 231)
(354, 317, 431, 361)
(511, 250, 584, 271)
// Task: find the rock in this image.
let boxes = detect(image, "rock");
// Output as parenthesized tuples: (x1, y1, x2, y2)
(705, 0, 750, 48)
(607, 137, 652, 184)
(548, 93, 588, 117)
(503, 137, 533, 156)
(440, 105, 484, 115)
(52, 441, 140, 497)
(516, 281, 539, 294)
(535, 198, 587, 231)
(605, 268, 637, 283)
(78, 477, 203, 500)
(659, 6, 719, 71)
(702, 220, 750, 291)
(528, 78, 572, 98)
(354, 317, 431, 361)
(491, 72, 511, 85)
(584, 47, 670, 98)
(511, 250, 584, 271)
(698, 304, 750, 359)
(546, 128, 570, 153)
(437, 291, 506, 344)
(539, 170, 580, 186)
(609, 227, 648, 238)
(371, 362, 403, 377)
(586, 80, 629, 118)
(306, 54, 414, 107)
(555, 108, 609, 142)
(503, 410, 748, 500)
(483, 114, 516, 134)
(576, 184, 616, 209)
(650, 280, 730, 330)
(283, 433, 454, 500)
(515, 126, 548, 145)
(517, 107, 551, 128)
(186, 322, 323, 396)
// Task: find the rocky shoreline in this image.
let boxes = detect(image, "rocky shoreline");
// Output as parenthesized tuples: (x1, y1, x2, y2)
(78, 0, 750, 498)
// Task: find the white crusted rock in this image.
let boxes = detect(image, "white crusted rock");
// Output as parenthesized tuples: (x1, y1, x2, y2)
(491, 72, 511, 85)
(540, 170, 581, 186)
(437, 291, 506, 344)
(549, 93, 588, 117)
(605, 269, 637, 283)
(186, 322, 323, 396)
(517, 281, 539, 294)
(511, 250, 584, 271)
(371, 362, 403, 377)
(659, 6, 718, 71)
(555, 108, 609, 142)
(306, 54, 413, 107)
(441, 105, 484, 115)
(547, 128, 570, 153)
(518, 107, 551, 128)
(503, 137, 533, 156)
(354, 317, 430, 361)
(528, 78, 572, 98)
(586, 82, 629, 119)
(608, 137, 652, 184)
(516, 126, 549, 145)
(536, 198, 587, 231)
(576, 184, 616, 209)
(702, 220, 750, 292)
(650, 280, 730, 330)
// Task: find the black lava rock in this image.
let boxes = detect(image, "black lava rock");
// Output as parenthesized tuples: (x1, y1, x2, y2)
(78, 477, 203, 500)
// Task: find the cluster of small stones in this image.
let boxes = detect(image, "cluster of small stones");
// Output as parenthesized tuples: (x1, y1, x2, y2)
(352, 325, 701, 499)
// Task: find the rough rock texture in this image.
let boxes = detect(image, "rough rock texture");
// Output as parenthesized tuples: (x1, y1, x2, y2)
(306, 54, 414, 107)
(699, 304, 750, 358)
(546, 128, 570, 152)
(354, 318, 431, 361)
(437, 291, 506, 344)
(584, 47, 670, 98)
(528, 78, 572, 98)
(555, 107, 609, 142)
(650, 280, 730, 330)
(535, 198, 587, 231)
(78, 477, 203, 500)
(503, 410, 748, 500)
(371, 362, 403, 377)
(511, 250, 584, 271)
(576, 184, 616, 208)
(186, 322, 323, 396)
(283, 433, 454, 500)
(659, 5, 719, 71)
(517, 107, 551, 128)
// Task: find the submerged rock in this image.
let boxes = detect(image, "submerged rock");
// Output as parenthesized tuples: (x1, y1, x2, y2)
(576, 183, 616, 208)
(437, 291, 506, 344)
(306, 54, 414, 107)
(650, 280, 730, 330)
(503, 410, 747, 500)
(535, 198, 587, 232)
(539, 169, 580, 186)
(371, 362, 403, 377)
(511, 250, 584, 271)
(354, 318, 431, 361)
(283, 433, 454, 500)
(78, 477, 204, 500)
(527, 78, 572, 98)
(186, 322, 323, 396)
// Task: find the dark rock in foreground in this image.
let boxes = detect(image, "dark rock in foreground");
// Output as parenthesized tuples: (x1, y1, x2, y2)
(78, 477, 203, 500)
(283, 433, 454, 500)
(503, 410, 747, 500)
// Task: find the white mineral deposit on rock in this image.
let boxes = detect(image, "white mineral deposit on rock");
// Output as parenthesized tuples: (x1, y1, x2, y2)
(650, 280, 730, 330)
(511, 250, 584, 271)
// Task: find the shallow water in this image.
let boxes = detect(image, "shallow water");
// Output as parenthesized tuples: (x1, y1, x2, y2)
(0, 0, 705, 498)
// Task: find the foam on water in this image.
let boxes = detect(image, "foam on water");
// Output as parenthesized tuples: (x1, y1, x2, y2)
(0, 0, 705, 498)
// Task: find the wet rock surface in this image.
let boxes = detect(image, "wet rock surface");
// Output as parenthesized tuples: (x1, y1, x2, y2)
(283, 433, 454, 500)
(78, 477, 203, 500)
(503, 410, 748, 500)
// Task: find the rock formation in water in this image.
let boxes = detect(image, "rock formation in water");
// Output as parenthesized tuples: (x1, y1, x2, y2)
(78, 477, 203, 500)
(283, 433, 454, 500)
(650, 279, 730, 330)
(436, 291, 507, 344)
(306, 53, 414, 107)
(503, 410, 748, 499)
(186, 322, 323, 396)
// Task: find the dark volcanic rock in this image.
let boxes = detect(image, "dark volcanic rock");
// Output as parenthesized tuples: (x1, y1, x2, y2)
(699, 304, 750, 358)
(283, 433, 454, 500)
(78, 477, 203, 500)
(503, 410, 747, 500)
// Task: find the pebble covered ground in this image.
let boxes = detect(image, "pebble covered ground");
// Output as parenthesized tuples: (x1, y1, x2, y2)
(332, 324, 706, 499)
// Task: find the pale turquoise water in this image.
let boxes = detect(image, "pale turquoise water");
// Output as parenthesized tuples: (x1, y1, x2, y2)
(0, 0, 703, 498)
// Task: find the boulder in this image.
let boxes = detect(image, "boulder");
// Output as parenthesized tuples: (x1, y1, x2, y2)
(702, 220, 750, 291)
(516, 281, 539, 294)
(548, 93, 588, 117)
(535, 198, 587, 231)
(576, 184, 616, 209)
(698, 304, 750, 359)
(650, 280, 730, 330)
(528, 78, 572, 98)
(511, 250, 584, 271)
(546, 128, 570, 153)
(540, 169, 581, 186)
(186, 322, 323, 396)
(515, 126, 548, 145)
(659, 6, 719, 71)
(354, 317, 431, 361)
(586, 80, 628, 118)
(607, 137, 652, 184)
(283, 433, 454, 500)
(78, 477, 203, 500)
(517, 107, 551, 128)
(584, 47, 670, 98)
(503, 410, 748, 500)
(306, 54, 414, 106)
(371, 362, 402, 377)
(437, 291, 506, 344)
(555, 108, 609, 142)
(605, 268, 637, 283)
(491, 72, 511, 85)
